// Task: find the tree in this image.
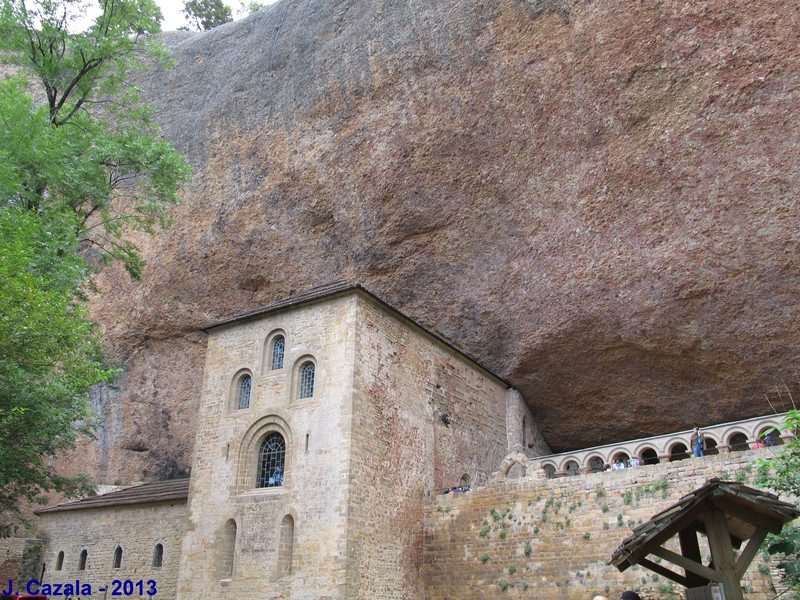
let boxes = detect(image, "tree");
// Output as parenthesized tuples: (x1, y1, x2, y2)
(238, 1, 267, 16)
(182, 0, 233, 31)
(0, 206, 116, 536)
(0, 0, 190, 532)
(757, 410, 800, 591)
(0, 0, 191, 279)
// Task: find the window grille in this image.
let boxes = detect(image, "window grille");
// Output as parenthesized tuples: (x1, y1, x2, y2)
(78, 550, 87, 571)
(271, 336, 285, 370)
(152, 544, 163, 568)
(237, 375, 251, 410)
(257, 432, 286, 488)
(298, 362, 315, 399)
(113, 546, 122, 569)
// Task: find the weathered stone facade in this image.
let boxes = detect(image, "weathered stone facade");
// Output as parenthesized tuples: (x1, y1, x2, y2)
(34, 499, 186, 599)
(174, 283, 547, 599)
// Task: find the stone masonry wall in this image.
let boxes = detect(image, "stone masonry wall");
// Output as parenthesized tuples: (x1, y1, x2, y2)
(176, 294, 359, 600)
(346, 294, 549, 599)
(0, 537, 28, 586)
(34, 502, 187, 599)
(423, 449, 785, 600)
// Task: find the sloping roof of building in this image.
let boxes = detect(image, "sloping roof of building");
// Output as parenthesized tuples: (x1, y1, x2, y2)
(202, 280, 512, 387)
(610, 479, 800, 571)
(202, 280, 358, 331)
(35, 479, 190, 515)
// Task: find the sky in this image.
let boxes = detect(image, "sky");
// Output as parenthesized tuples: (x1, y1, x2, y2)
(156, 0, 280, 31)
(77, 0, 279, 33)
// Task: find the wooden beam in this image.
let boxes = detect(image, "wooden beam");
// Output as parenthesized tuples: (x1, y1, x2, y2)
(622, 504, 707, 567)
(639, 558, 689, 587)
(707, 506, 744, 600)
(679, 527, 709, 587)
(712, 497, 784, 534)
(652, 546, 718, 583)
(735, 528, 769, 580)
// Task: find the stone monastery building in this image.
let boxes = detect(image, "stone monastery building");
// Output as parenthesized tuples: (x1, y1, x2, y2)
(34, 281, 551, 599)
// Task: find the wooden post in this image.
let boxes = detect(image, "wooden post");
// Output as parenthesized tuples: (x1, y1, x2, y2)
(679, 527, 708, 588)
(706, 505, 744, 600)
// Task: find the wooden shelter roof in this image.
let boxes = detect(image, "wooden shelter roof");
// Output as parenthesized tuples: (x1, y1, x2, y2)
(610, 479, 800, 572)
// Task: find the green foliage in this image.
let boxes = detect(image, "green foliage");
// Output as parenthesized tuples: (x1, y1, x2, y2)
(499, 529, 507, 539)
(602, 503, 609, 513)
(183, 0, 233, 30)
(0, 208, 117, 535)
(522, 582, 529, 591)
(508, 565, 517, 575)
(756, 410, 800, 590)
(533, 526, 540, 534)
(603, 522, 609, 530)
(481, 554, 490, 563)
(0, 0, 190, 280)
(764, 525, 800, 588)
(658, 581, 679, 600)
(237, 0, 266, 15)
(583, 532, 591, 540)
(524, 541, 532, 556)
(595, 486, 606, 498)
(499, 581, 509, 591)
(617, 514, 624, 527)
(758, 563, 771, 575)
(623, 490, 633, 505)
(735, 464, 752, 483)
(491, 506, 502, 522)
(0, 0, 188, 533)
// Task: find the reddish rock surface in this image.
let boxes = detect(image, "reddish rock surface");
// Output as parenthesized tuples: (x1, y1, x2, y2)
(72, 0, 800, 483)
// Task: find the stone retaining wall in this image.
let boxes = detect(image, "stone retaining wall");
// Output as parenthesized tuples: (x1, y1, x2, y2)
(422, 449, 786, 600)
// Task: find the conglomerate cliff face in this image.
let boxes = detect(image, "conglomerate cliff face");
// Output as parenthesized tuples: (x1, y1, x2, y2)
(73, 0, 800, 483)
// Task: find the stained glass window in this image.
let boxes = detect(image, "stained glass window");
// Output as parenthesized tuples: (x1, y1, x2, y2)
(237, 374, 251, 410)
(299, 362, 315, 399)
(257, 432, 286, 488)
(271, 336, 285, 370)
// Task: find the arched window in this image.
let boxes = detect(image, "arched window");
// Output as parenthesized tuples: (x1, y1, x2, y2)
(612, 453, 630, 467)
(277, 515, 294, 577)
(78, 549, 87, 571)
(543, 464, 556, 479)
(237, 374, 251, 410)
(271, 336, 285, 370)
(298, 362, 315, 399)
(219, 519, 237, 579)
(565, 461, 579, 476)
(670, 443, 689, 461)
(152, 544, 164, 568)
(729, 432, 749, 452)
(56, 551, 64, 571)
(112, 546, 122, 569)
(257, 432, 286, 488)
(641, 448, 659, 465)
(589, 457, 604, 473)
